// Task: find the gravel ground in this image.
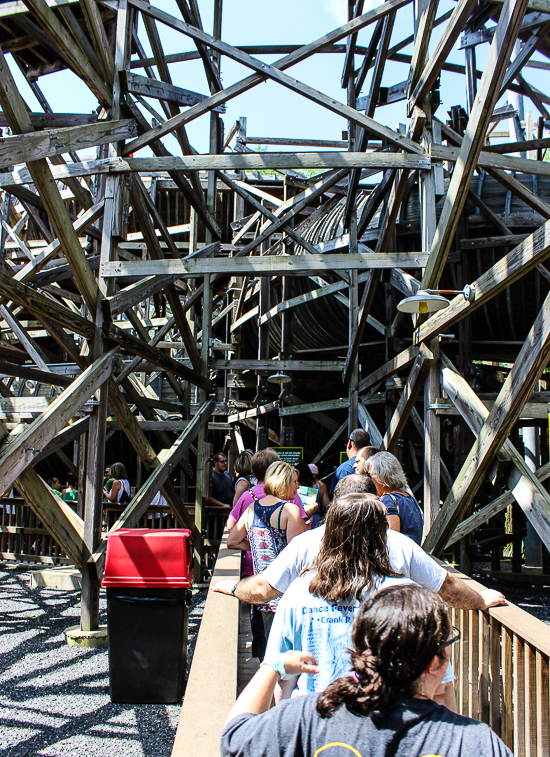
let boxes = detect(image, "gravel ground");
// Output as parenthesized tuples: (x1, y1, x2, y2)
(0, 564, 207, 757)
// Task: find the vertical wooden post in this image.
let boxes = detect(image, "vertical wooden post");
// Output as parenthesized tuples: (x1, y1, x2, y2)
(523, 425, 542, 567)
(81, 0, 129, 632)
(280, 176, 294, 445)
(423, 338, 440, 537)
(194, 274, 211, 582)
(205, 0, 223, 245)
(257, 275, 270, 449)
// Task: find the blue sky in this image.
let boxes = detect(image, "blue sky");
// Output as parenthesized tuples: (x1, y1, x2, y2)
(6, 0, 549, 155)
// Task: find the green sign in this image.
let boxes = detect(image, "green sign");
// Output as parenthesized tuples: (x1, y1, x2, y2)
(340, 451, 347, 465)
(272, 446, 303, 464)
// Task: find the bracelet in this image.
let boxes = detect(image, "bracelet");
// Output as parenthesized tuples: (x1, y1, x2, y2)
(260, 655, 287, 680)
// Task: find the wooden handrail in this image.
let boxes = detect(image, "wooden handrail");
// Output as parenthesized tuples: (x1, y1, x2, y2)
(171, 530, 241, 757)
(441, 561, 550, 657)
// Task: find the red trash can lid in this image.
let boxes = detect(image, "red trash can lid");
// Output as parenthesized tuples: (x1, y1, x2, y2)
(102, 528, 193, 588)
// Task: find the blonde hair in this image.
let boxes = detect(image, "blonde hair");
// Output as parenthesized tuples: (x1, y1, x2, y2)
(263, 461, 296, 499)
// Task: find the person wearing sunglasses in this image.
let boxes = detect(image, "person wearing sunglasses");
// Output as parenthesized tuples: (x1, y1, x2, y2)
(221, 584, 511, 757)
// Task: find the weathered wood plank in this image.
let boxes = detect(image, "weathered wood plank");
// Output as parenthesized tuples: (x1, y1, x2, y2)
(424, 292, 550, 556)
(0, 119, 136, 168)
(120, 71, 225, 112)
(383, 343, 433, 452)
(0, 349, 116, 495)
(421, 0, 530, 289)
(417, 218, 550, 344)
(101, 253, 429, 278)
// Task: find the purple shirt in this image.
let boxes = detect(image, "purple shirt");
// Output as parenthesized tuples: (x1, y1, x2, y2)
(230, 484, 307, 577)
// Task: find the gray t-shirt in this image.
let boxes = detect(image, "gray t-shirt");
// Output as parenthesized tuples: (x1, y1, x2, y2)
(221, 693, 512, 757)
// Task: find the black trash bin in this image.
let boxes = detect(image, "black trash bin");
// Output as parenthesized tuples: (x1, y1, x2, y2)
(102, 528, 193, 704)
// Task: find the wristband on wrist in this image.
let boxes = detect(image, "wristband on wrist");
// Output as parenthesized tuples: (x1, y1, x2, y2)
(230, 581, 238, 596)
(260, 655, 287, 680)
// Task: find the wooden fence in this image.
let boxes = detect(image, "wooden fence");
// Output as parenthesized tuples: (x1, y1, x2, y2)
(0, 496, 229, 572)
(447, 564, 549, 755)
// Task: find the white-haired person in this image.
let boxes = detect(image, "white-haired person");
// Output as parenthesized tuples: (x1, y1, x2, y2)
(365, 451, 423, 546)
(227, 460, 305, 636)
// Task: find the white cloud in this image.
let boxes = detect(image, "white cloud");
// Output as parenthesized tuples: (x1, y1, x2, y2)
(324, 0, 348, 25)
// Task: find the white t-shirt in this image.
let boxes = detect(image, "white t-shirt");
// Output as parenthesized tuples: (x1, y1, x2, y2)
(265, 572, 413, 696)
(262, 525, 447, 594)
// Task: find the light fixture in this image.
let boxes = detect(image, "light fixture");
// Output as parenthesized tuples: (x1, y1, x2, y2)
(267, 371, 291, 385)
(397, 285, 475, 314)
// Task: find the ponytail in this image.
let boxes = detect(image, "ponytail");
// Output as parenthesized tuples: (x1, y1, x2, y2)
(316, 585, 450, 720)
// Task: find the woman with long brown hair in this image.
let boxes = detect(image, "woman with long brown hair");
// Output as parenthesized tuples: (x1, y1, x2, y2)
(221, 585, 511, 757)
(263, 493, 412, 697)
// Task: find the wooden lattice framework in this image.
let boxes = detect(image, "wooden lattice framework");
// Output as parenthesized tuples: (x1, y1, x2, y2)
(1, 0, 550, 631)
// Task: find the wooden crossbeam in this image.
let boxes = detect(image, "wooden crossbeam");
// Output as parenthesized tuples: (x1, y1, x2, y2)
(0, 269, 95, 338)
(104, 274, 182, 317)
(0, 348, 116, 494)
(90, 397, 215, 570)
(120, 71, 225, 111)
(0, 153, 430, 189)
(383, 342, 433, 452)
(0, 119, 136, 168)
(421, 0, 530, 289)
(0, 51, 100, 312)
(418, 217, 550, 344)
(446, 463, 550, 547)
(123, 0, 414, 155)
(424, 292, 550, 556)
(105, 323, 215, 393)
(431, 143, 550, 178)
(101, 253, 429, 279)
(440, 356, 550, 553)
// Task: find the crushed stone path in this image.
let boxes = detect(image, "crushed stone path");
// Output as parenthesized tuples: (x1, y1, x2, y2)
(0, 564, 206, 757)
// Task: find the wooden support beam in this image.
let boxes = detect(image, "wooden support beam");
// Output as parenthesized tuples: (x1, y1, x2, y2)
(14, 200, 105, 284)
(424, 293, 550, 556)
(101, 252, 429, 279)
(0, 360, 73, 387)
(79, 0, 114, 85)
(0, 348, 115, 495)
(0, 51, 100, 312)
(123, 0, 418, 156)
(423, 339, 440, 536)
(104, 274, 183, 317)
(0, 269, 95, 339)
(101, 397, 214, 535)
(409, 0, 480, 109)
(406, 0, 439, 98)
(358, 342, 423, 393)
(440, 356, 550, 554)
(447, 463, 550, 547)
(383, 342, 433, 452)
(312, 420, 348, 465)
(0, 119, 136, 168)
(421, 0, 531, 289)
(16, 467, 85, 568)
(104, 322, 214, 393)
(358, 402, 383, 447)
(343, 270, 376, 384)
(120, 71, 225, 111)
(32, 416, 89, 464)
(485, 167, 550, 220)
(417, 217, 550, 344)
(431, 142, 550, 179)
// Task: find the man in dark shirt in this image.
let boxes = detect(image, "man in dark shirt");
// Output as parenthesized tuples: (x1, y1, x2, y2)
(329, 428, 371, 495)
(205, 452, 234, 507)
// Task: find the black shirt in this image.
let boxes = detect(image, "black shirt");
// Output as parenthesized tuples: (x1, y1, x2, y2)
(221, 693, 511, 757)
(211, 470, 233, 505)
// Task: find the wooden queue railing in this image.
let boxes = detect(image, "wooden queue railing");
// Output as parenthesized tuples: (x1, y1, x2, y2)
(173, 548, 550, 756)
(445, 563, 550, 756)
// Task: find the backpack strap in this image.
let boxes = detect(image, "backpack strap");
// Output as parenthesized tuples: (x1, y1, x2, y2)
(276, 502, 285, 530)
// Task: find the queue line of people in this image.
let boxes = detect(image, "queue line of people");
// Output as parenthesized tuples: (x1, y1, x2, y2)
(214, 433, 510, 757)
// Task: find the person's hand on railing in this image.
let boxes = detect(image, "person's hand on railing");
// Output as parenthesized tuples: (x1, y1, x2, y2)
(211, 579, 239, 596)
(478, 589, 506, 609)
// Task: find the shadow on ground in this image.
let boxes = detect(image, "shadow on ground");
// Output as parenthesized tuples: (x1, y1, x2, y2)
(0, 564, 206, 757)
